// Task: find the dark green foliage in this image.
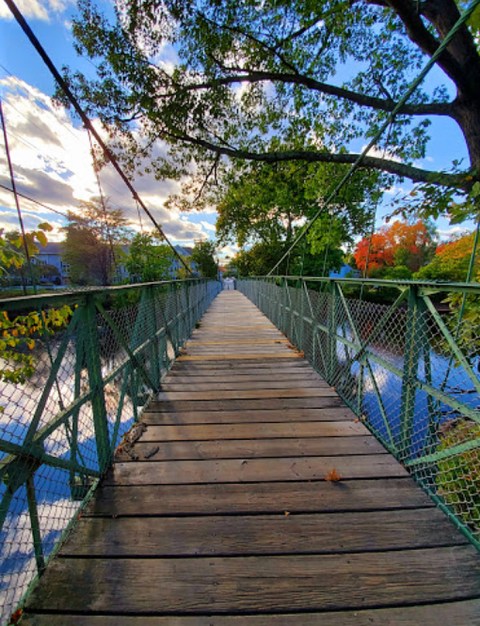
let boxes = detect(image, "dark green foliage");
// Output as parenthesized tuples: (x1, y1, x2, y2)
(125, 232, 176, 282)
(190, 240, 218, 278)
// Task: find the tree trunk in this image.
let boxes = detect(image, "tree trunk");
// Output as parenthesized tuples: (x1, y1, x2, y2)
(453, 95, 480, 174)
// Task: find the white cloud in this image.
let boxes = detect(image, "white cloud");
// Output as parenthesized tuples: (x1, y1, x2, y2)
(200, 220, 216, 232)
(218, 243, 239, 260)
(437, 226, 468, 241)
(0, 0, 71, 21)
(0, 76, 216, 246)
(362, 144, 402, 163)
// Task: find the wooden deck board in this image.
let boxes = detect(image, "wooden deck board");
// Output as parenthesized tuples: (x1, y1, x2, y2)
(137, 420, 369, 441)
(142, 407, 357, 423)
(105, 455, 408, 485)
(20, 600, 480, 626)
(23, 548, 480, 613)
(23, 290, 480, 624)
(148, 397, 346, 411)
(60, 508, 466, 557)
(85, 478, 435, 516)
(118, 435, 387, 460)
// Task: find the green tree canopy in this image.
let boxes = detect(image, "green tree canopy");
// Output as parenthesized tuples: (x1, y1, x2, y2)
(230, 242, 288, 278)
(62, 199, 132, 285)
(125, 232, 176, 282)
(65, 0, 480, 222)
(215, 160, 379, 248)
(190, 240, 218, 278)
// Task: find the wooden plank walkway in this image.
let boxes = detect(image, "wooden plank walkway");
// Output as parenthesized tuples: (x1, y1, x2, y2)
(23, 290, 480, 625)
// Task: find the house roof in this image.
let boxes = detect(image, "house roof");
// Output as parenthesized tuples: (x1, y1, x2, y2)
(36, 242, 63, 255)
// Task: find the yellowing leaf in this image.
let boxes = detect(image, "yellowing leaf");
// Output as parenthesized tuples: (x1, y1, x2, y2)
(35, 231, 48, 247)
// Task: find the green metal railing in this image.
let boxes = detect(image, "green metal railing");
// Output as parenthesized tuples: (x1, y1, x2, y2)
(239, 276, 480, 547)
(0, 278, 220, 623)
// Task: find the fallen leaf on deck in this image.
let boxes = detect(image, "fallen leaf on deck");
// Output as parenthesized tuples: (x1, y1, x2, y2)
(284, 511, 290, 516)
(325, 468, 342, 482)
(9, 609, 23, 625)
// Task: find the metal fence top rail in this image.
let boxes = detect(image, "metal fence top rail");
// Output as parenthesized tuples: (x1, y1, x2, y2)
(246, 276, 480, 295)
(0, 278, 220, 310)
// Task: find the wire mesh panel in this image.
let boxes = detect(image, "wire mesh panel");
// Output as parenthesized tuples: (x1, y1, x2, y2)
(0, 278, 220, 624)
(239, 277, 480, 548)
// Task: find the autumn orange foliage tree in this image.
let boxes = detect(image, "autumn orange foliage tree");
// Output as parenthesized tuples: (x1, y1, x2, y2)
(416, 232, 479, 282)
(354, 220, 434, 276)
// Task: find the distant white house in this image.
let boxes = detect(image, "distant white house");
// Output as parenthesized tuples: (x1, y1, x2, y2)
(33, 242, 195, 285)
(32, 242, 69, 284)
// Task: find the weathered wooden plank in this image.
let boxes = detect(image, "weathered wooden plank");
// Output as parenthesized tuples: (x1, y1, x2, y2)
(177, 353, 303, 361)
(148, 397, 345, 412)
(196, 328, 281, 332)
(169, 360, 312, 370)
(184, 346, 295, 355)
(160, 380, 330, 391)
(123, 436, 386, 461)
(156, 388, 336, 401)
(142, 407, 356, 424)
(190, 332, 283, 338)
(139, 421, 367, 441)
(86, 478, 434, 517)
(25, 546, 480, 613)
(61, 509, 466, 557)
(163, 372, 327, 383)
(106, 454, 407, 485)
(20, 599, 480, 626)
(186, 339, 290, 345)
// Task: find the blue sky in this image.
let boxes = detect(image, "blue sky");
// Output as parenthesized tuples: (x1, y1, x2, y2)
(0, 0, 223, 254)
(0, 0, 475, 259)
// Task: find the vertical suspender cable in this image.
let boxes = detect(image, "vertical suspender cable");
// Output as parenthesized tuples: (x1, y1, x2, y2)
(0, 98, 36, 294)
(87, 129, 118, 282)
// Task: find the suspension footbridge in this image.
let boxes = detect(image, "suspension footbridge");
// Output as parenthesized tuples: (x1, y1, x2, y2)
(2, 285, 478, 625)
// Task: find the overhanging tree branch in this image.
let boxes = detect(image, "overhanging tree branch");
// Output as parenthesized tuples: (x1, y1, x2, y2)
(165, 129, 473, 190)
(185, 71, 453, 116)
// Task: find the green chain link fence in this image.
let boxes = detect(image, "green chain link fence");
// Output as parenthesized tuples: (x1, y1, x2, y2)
(0, 278, 220, 624)
(239, 276, 480, 548)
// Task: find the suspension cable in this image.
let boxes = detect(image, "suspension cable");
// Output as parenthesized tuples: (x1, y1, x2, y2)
(0, 98, 37, 294)
(4, 0, 193, 277)
(87, 129, 118, 279)
(267, 0, 480, 276)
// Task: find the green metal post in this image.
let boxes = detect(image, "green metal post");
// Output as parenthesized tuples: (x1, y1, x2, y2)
(328, 281, 339, 384)
(146, 285, 161, 387)
(399, 285, 425, 461)
(69, 336, 84, 498)
(297, 278, 305, 349)
(82, 295, 111, 472)
(26, 476, 45, 574)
